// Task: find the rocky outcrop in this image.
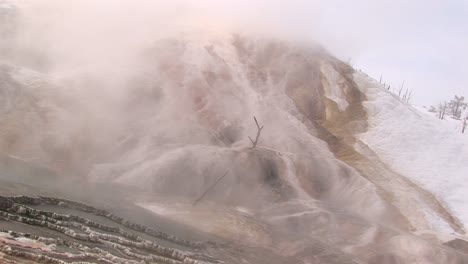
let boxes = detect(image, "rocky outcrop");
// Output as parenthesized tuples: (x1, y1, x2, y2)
(0, 195, 217, 264)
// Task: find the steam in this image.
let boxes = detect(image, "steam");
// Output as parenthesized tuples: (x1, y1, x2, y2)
(1, 1, 468, 263)
(2, 0, 353, 73)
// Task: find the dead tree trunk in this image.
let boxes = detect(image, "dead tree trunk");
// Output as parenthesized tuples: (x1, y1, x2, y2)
(439, 102, 447, 120)
(463, 118, 467, 134)
(398, 81, 404, 98)
(193, 170, 230, 206)
(442, 103, 447, 119)
(248, 116, 264, 148)
(406, 90, 413, 103)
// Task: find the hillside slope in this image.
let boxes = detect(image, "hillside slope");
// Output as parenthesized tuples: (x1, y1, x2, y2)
(1, 33, 468, 263)
(356, 72, 468, 234)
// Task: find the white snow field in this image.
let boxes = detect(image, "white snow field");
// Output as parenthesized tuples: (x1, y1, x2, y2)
(355, 72, 468, 231)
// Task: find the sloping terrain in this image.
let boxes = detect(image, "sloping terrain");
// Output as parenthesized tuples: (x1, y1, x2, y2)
(1, 32, 468, 263)
(355, 72, 468, 234)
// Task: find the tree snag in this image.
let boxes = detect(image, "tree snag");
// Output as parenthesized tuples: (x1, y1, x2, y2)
(463, 117, 467, 134)
(193, 170, 230, 206)
(248, 116, 264, 148)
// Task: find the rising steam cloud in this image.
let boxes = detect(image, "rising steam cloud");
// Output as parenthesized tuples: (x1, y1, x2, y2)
(1, 1, 468, 263)
(2, 0, 357, 73)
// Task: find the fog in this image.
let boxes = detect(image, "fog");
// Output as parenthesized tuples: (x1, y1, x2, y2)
(1, 0, 424, 71)
(1, 1, 468, 263)
(3, 0, 466, 106)
(4, 1, 323, 73)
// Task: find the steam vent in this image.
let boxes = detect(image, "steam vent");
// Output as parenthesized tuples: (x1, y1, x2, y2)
(1, 2, 468, 263)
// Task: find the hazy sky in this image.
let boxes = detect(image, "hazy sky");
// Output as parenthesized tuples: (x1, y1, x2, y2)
(191, 0, 468, 106)
(7, 0, 468, 106)
(203, 0, 468, 106)
(336, 0, 468, 107)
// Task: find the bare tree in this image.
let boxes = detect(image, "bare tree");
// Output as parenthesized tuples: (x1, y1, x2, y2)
(193, 170, 230, 206)
(449, 95, 467, 118)
(438, 102, 447, 120)
(248, 116, 264, 148)
(398, 81, 405, 98)
(463, 116, 467, 134)
(378, 76, 413, 101)
(406, 90, 414, 103)
(442, 102, 447, 119)
(383, 82, 390, 90)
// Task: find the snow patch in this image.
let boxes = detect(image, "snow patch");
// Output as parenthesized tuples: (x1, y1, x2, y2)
(355, 72, 468, 233)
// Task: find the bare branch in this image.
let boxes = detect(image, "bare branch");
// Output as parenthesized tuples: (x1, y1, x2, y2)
(442, 102, 447, 119)
(406, 90, 413, 103)
(403, 88, 409, 101)
(249, 116, 264, 148)
(463, 117, 467, 134)
(254, 116, 261, 130)
(193, 170, 230, 206)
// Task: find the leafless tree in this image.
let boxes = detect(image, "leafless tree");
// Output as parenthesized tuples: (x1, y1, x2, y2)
(428, 105, 437, 113)
(463, 116, 467, 134)
(400, 88, 414, 103)
(406, 90, 414, 103)
(442, 102, 447, 119)
(383, 82, 390, 90)
(438, 102, 447, 120)
(398, 81, 405, 98)
(249, 116, 264, 148)
(193, 170, 230, 206)
(378, 76, 413, 101)
(449, 95, 467, 118)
